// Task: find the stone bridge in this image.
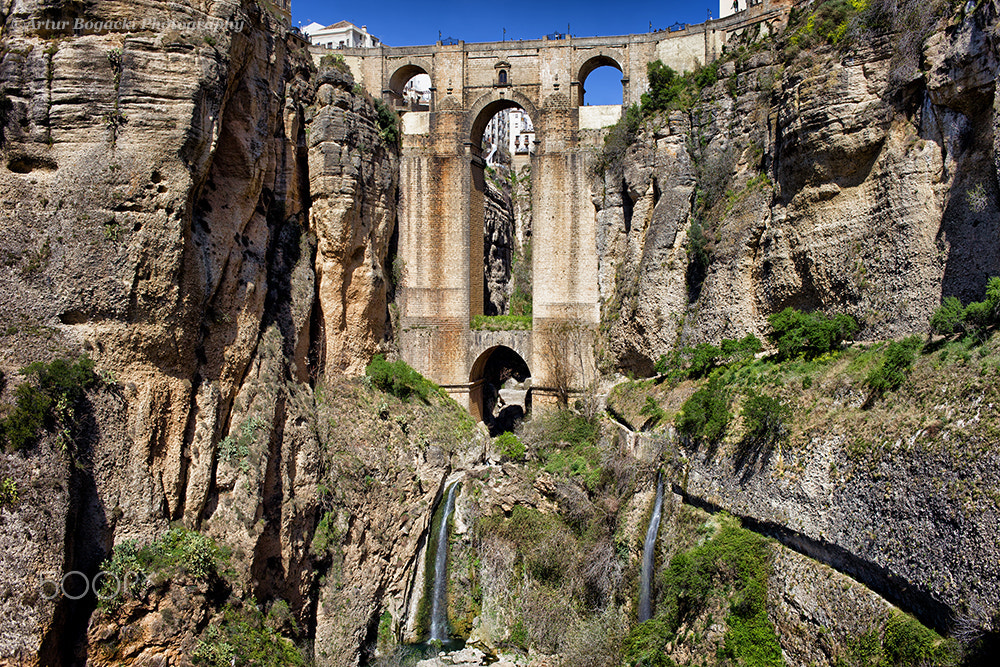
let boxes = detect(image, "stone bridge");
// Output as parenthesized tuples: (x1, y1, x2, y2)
(323, 1, 791, 419)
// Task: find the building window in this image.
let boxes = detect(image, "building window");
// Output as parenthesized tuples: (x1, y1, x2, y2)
(499, 70, 508, 85)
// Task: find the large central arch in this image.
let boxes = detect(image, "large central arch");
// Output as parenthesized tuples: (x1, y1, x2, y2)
(465, 92, 539, 319)
(466, 90, 539, 155)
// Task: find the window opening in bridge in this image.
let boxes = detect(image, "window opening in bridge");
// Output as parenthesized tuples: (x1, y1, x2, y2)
(477, 106, 533, 320)
(388, 65, 431, 111)
(582, 65, 624, 106)
(470, 345, 531, 435)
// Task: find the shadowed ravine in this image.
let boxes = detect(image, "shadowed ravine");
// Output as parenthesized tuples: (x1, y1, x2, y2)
(638, 472, 664, 623)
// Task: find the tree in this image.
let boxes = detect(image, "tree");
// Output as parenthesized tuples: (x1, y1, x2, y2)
(930, 296, 965, 337)
(767, 308, 858, 359)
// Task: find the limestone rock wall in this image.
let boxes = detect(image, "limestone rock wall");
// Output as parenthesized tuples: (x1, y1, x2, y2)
(483, 170, 515, 315)
(595, 4, 1000, 373)
(309, 69, 399, 376)
(0, 1, 405, 663)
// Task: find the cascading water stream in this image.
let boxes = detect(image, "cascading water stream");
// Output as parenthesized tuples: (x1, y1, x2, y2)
(429, 482, 459, 642)
(638, 472, 665, 622)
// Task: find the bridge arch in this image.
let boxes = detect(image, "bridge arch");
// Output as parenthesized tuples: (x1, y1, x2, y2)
(469, 344, 532, 430)
(386, 59, 433, 108)
(465, 89, 539, 151)
(575, 51, 626, 106)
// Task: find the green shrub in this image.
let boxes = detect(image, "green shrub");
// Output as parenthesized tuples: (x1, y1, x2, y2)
(623, 617, 675, 667)
(721, 334, 763, 364)
(963, 300, 994, 340)
(624, 517, 780, 666)
(1, 384, 51, 450)
(319, 53, 349, 73)
(986, 276, 1000, 314)
(881, 611, 960, 667)
(22, 356, 99, 402)
(865, 336, 922, 395)
(193, 602, 306, 667)
(739, 391, 791, 451)
(97, 540, 145, 609)
(767, 307, 858, 359)
(686, 343, 722, 379)
(0, 477, 18, 507)
(641, 60, 721, 115)
(495, 431, 526, 461)
(594, 103, 642, 175)
(676, 375, 731, 446)
(930, 296, 965, 336)
(653, 349, 685, 383)
(933, 277, 1000, 341)
(365, 355, 433, 402)
(374, 97, 401, 144)
(310, 511, 340, 558)
(98, 528, 230, 610)
(1, 356, 100, 451)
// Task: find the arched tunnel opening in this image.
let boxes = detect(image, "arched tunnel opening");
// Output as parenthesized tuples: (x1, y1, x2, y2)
(469, 345, 531, 435)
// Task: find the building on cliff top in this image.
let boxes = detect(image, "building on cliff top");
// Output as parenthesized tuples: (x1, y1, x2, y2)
(303, 20, 383, 49)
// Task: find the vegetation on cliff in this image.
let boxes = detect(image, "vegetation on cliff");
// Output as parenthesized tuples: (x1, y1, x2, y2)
(0, 356, 100, 451)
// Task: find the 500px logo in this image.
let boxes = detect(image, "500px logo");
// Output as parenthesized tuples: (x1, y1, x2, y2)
(40, 570, 146, 601)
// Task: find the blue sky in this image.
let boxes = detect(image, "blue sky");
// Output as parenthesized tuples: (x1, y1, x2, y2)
(293, 1, 716, 105)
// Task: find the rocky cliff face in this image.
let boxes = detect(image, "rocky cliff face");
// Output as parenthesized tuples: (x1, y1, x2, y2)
(595, 3, 1000, 374)
(0, 1, 406, 663)
(482, 170, 514, 316)
(2, 0, 999, 665)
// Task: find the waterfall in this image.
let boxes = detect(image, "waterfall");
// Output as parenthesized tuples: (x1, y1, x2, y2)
(638, 472, 665, 622)
(429, 482, 459, 642)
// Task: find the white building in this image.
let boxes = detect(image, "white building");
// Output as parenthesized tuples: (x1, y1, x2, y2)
(302, 21, 383, 49)
(403, 75, 432, 107)
(509, 110, 534, 156)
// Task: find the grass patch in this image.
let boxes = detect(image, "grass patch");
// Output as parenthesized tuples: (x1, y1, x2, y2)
(470, 314, 532, 331)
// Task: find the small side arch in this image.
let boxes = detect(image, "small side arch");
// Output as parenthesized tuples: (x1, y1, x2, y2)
(386, 59, 434, 106)
(575, 51, 626, 106)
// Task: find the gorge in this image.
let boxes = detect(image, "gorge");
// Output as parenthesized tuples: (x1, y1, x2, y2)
(1, 0, 999, 666)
